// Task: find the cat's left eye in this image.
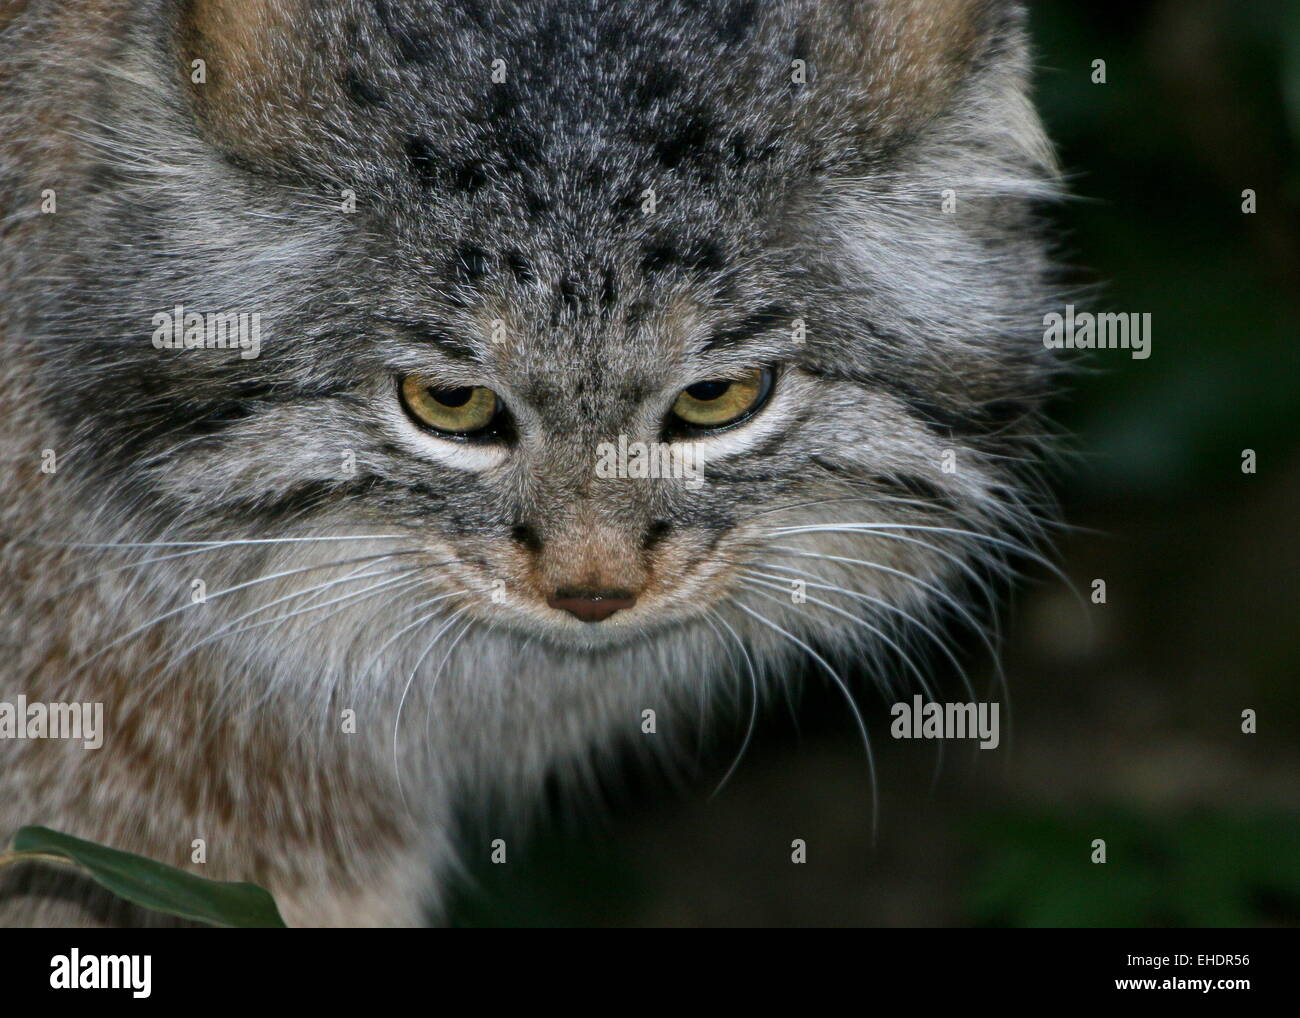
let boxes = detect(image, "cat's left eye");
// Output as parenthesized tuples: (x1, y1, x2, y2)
(400, 374, 500, 436)
(670, 366, 774, 431)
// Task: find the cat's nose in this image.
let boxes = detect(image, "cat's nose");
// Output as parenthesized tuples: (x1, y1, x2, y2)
(547, 589, 637, 623)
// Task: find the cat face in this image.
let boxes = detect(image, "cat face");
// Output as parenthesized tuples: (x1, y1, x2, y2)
(31, 0, 1058, 655)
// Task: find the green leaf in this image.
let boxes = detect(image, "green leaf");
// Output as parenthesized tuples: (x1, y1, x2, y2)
(7, 826, 286, 928)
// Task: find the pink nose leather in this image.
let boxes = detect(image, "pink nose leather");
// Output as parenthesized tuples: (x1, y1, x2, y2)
(547, 590, 637, 622)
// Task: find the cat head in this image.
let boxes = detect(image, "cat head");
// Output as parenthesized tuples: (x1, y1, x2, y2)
(24, 0, 1059, 655)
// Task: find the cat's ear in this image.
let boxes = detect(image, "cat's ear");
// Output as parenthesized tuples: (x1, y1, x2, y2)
(174, 0, 338, 167)
(800, 0, 1053, 175)
(853, 0, 1017, 140)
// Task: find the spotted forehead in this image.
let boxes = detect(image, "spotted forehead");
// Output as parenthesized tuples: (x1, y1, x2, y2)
(181, 0, 1006, 203)
(181, 1, 820, 253)
(177, 0, 1008, 374)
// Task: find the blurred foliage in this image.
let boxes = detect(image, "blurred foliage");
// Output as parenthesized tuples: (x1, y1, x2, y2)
(450, 831, 646, 928)
(965, 809, 1300, 927)
(955, 0, 1300, 930)
(1029, 0, 1300, 500)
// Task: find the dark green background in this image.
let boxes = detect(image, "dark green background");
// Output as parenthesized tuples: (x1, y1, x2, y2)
(446, 0, 1300, 927)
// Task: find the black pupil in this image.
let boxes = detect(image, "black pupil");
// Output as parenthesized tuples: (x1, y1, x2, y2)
(686, 380, 731, 402)
(431, 387, 474, 408)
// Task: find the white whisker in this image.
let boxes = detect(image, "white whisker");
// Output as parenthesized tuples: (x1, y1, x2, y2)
(733, 596, 879, 840)
(55, 549, 431, 690)
(702, 608, 761, 799)
(159, 564, 423, 675)
(393, 609, 470, 814)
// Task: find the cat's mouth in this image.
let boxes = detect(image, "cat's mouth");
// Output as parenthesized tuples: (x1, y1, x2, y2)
(468, 595, 670, 651)
(442, 558, 731, 650)
(523, 586, 677, 646)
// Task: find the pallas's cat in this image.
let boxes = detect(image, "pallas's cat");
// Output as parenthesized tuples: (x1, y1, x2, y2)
(0, 0, 1059, 926)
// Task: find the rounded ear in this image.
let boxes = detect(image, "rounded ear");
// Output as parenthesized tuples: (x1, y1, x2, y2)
(789, 0, 1054, 184)
(175, 0, 325, 166)
(859, 0, 1014, 137)
(799, 0, 1033, 144)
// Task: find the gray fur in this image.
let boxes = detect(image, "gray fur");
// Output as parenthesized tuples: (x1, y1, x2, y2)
(0, 0, 1061, 926)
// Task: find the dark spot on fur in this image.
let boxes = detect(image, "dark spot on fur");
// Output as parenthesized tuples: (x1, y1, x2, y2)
(634, 59, 681, 107)
(791, 28, 811, 78)
(712, 466, 777, 483)
(405, 136, 440, 185)
(522, 186, 549, 217)
(982, 399, 1032, 426)
(407, 481, 447, 503)
(655, 112, 715, 170)
(374, 0, 438, 62)
(685, 239, 725, 273)
(558, 275, 583, 305)
(893, 394, 978, 438)
(399, 322, 478, 360)
(641, 236, 726, 276)
(466, 82, 520, 125)
(642, 520, 673, 551)
(453, 161, 488, 192)
(728, 133, 752, 167)
(505, 251, 534, 284)
(455, 245, 492, 282)
(343, 69, 384, 106)
(641, 244, 679, 274)
(510, 524, 543, 553)
(600, 268, 618, 309)
(450, 0, 493, 32)
(624, 301, 652, 330)
(498, 131, 543, 177)
(190, 402, 255, 435)
(234, 479, 371, 525)
(819, 366, 991, 439)
(816, 457, 961, 514)
(719, 0, 758, 44)
(610, 189, 644, 222)
(876, 472, 958, 511)
(578, 162, 605, 194)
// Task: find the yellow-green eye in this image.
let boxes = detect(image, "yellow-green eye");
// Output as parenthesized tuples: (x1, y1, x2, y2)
(671, 366, 774, 430)
(400, 375, 498, 434)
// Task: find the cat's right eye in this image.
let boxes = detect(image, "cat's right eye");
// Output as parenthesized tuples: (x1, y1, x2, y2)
(399, 374, 500, 436)
(669, 366, 774, 432)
